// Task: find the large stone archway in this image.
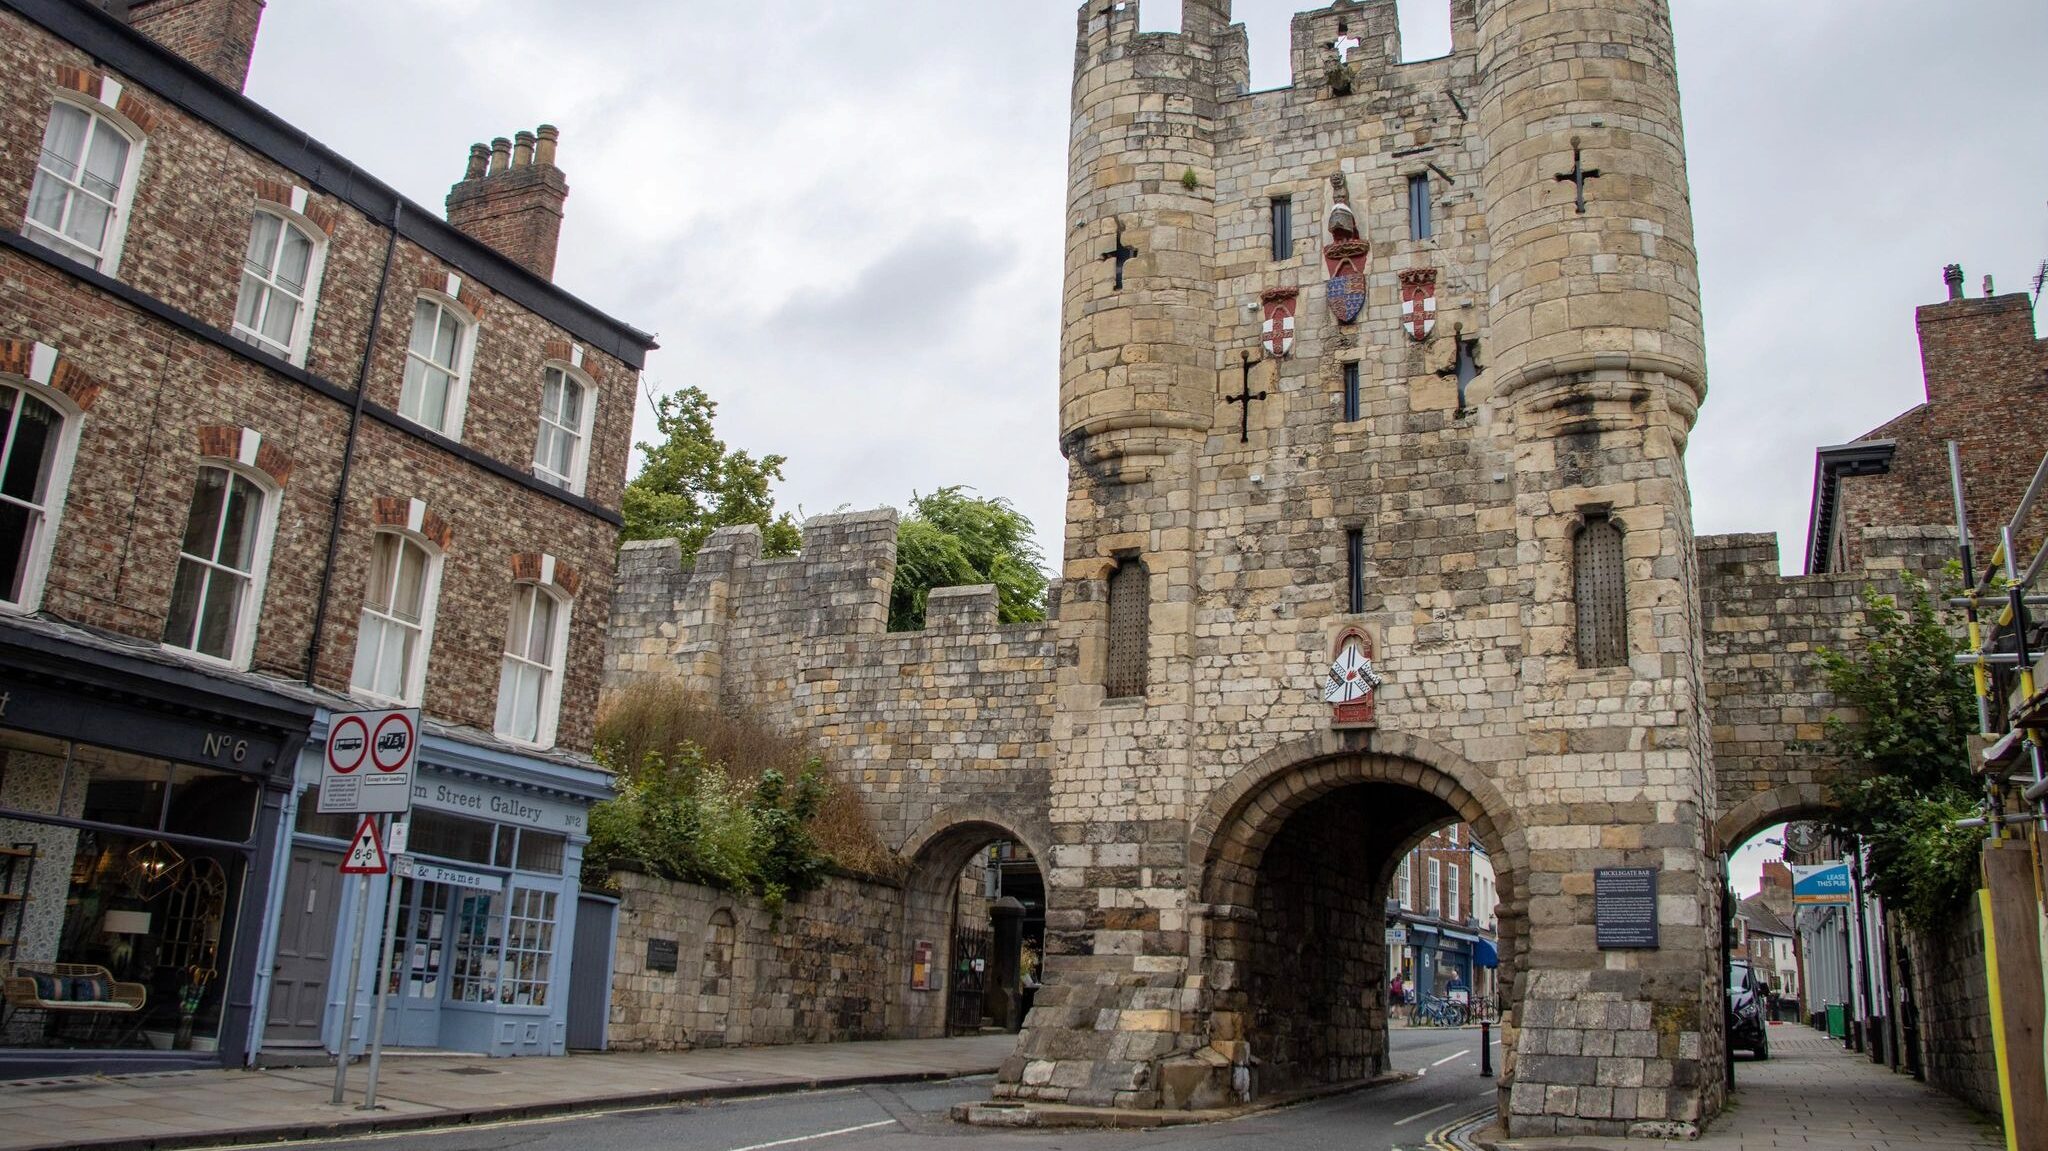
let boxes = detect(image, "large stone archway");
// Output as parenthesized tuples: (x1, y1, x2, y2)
(1187, 736, 1530, 1106)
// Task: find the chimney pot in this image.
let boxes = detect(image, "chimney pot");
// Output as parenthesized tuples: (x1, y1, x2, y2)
(1983, 274, 1995, 298)
(448, 125, 571, 282)
(1943, 264, 1965, 300)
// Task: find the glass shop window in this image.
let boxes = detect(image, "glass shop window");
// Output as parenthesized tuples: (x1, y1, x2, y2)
(0, 727, 256, 1052)
(498, 888, 557, 1007)
(448, 889, 500, 1004)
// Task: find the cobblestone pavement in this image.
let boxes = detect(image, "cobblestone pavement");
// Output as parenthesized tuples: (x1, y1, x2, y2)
(1491, 1024, 2003, 1150)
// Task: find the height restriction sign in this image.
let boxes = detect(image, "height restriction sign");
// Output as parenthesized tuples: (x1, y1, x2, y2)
(318, 707, 419, 814)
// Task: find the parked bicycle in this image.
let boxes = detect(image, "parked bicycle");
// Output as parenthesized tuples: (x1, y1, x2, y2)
(1468, 995, 1497, 1024)
(1416, 994, 1467, 1027)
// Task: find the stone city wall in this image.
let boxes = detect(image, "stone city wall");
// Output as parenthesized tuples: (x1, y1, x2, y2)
(607, 510, 1056, 858)
(1906, 904, 1999, 1117)
(1698, 526, 1952, 851)
(606, 868, 901, 1052)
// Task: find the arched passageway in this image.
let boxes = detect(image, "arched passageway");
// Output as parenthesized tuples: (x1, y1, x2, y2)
(1194, 744, 1526, 1100)
(896, 808, 1051, 1039)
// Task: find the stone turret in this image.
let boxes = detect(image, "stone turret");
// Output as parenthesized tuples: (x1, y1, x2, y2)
(1476, 0, 1721, 1134)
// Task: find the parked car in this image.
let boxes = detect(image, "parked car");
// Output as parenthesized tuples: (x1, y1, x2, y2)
(1728, 959, 1770, 1059)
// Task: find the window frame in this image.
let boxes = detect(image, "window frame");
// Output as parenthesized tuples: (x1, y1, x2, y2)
(1341, 359, 1361, 422)
(493, 580, 571, 750)
(0, 375, 83, 616)
(1345, 528, 1365, 614)
(1407, 173, 1432, 241)
(160, 461, 281, 670)
(1573, 511, 1629, 669)
(1448, 862, 1460, 919)
(1396, 855, 1413, 910)
(23, 94, 146, 275)
(1269, 196, 1293, 262)
(397, 293, 478, 441)
(230, 206, 328, 366)
(1103, 555, 1149, 700)
(531, 362, 596, 495)
(349, 528, 445, 707)
(1427, 857, 1442, 916)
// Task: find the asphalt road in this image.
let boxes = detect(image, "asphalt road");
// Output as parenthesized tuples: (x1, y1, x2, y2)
(270, 1028, 1500, 1151)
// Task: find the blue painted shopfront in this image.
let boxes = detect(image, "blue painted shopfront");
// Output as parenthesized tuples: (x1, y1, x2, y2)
(247, 711, 608, 1059)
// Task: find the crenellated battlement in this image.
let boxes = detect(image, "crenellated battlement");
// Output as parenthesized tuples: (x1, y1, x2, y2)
(606, 510, 1057, 862)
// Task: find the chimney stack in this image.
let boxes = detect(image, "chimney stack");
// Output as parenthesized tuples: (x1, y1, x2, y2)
(125, 0, 266, 93)
(1943, 263, 1965, 300)
(446, 124, 570, 282)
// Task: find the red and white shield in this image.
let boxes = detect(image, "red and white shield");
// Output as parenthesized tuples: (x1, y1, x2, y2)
(1261, 287, 1298, 359)
(1398, 268, 1437, 343)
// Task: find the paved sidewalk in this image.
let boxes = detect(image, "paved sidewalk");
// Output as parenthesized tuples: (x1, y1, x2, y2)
(0, 1033, 1017, 1151)
(1488, 1025, 2003, 1150)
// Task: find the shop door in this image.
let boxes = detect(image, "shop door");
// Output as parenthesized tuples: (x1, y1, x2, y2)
(566, 895, 616, 1051)
(267, 846, 346, 1042)
(381, 878, 453, 1047)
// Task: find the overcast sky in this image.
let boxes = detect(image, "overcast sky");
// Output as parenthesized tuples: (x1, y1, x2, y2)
(245, 1, 2047, 581)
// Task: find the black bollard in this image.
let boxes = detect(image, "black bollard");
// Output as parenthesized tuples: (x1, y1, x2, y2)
(1480, 1017, 1493, 1077)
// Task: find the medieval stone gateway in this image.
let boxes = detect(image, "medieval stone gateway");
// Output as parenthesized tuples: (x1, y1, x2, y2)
(606, 0, 1954, 1137)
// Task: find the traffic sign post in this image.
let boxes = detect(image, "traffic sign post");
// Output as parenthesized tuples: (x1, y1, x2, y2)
(322, 708, 418, 1108)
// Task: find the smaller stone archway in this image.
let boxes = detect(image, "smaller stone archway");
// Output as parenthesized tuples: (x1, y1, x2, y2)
(1190, 733, 1528, 1106)
(896, 807, 1053, 1040)
(1717, 782, 1835, 856)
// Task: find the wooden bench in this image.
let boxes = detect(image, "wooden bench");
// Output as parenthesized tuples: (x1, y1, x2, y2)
(2, 963, 147, 1036)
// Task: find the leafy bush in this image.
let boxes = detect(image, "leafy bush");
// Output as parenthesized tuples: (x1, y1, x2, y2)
(1818, 573, 1987, 930)
(583, 680, 900, 904)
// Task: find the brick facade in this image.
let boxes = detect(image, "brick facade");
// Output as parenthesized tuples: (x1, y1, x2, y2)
(1813, 286, 2048, 574)
(0, 0, 654, 751)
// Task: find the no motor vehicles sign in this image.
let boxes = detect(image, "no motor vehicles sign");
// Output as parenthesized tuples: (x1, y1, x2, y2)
(318, 708, 419, 814)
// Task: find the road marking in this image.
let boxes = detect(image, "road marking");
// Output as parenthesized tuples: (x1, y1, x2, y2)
(1431, 1049, 1471, 1067)
(726, 1119, 895, 1151)
(1394, 1101, 1456, 1127)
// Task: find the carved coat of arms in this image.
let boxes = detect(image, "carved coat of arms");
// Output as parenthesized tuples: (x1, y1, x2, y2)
(1261, 287, 1299, 359)
(1399, 268, 1437, 343)
(1324, 174, 1368, 325)
(1323, 628, 1382, 726)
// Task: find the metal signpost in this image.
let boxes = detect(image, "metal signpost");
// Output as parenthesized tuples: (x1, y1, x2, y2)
(319, 708, 418, 1109)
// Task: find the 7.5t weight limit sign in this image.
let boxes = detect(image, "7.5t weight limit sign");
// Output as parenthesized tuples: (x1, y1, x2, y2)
(318, 707, 419, 814)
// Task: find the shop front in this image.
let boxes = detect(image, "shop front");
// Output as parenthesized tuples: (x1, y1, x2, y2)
(255, 715, 605, 1059)
(0, 620, 312, 1075)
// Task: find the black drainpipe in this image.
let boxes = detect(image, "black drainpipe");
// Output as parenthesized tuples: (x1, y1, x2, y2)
(305, 200, 403, 683)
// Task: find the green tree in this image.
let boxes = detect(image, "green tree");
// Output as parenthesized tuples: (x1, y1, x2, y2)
(1817, 573, 1986, 929)
(621, 386, 802, 562)
(889, 486, 1049, 631)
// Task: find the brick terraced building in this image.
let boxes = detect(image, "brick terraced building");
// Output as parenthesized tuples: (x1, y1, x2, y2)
(0, 0, 654, 1074)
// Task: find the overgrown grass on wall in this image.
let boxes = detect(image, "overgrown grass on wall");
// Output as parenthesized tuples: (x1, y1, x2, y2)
(584, 679, 901, 907)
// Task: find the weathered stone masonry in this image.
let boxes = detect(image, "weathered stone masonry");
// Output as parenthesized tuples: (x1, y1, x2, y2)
(608, 0, 1972, 1137)
(607, 510, 1058, 1039)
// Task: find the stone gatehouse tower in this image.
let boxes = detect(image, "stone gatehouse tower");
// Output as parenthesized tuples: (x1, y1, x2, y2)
(609, 0, 1739, 1137)
(1015, 0, 1716, 1133)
